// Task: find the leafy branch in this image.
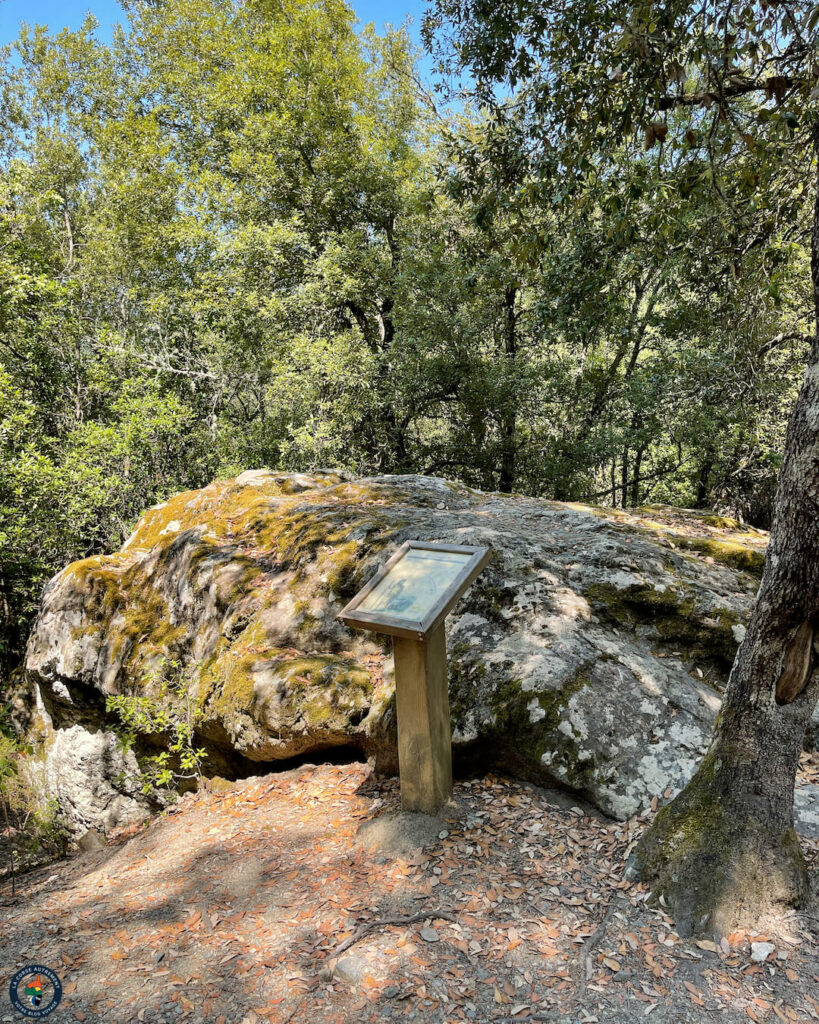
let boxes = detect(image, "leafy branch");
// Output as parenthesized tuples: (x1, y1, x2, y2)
(106, 659, 208, 797)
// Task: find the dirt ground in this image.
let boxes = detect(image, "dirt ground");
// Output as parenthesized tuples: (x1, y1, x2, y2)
(2, 762, 818, 1024)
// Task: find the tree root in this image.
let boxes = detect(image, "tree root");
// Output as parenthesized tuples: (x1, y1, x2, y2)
(492, 1016, 554, 1022)
(577, 899, 617, 993)
(634, 749, 809, 937)
(332, 908, 458, 959)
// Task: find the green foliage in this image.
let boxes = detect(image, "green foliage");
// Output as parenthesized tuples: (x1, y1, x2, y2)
(106, 659, 208, 796)
(0, 727, 67, 868)
(0, 0, 814, 678)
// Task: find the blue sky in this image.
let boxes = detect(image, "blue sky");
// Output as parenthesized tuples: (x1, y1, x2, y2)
(0, 0, 430, 47)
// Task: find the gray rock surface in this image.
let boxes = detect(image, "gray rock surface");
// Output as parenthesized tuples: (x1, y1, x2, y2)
(332, 954, 370, 986)
(78, 829, 106, 853)
(332, 952, 388, 987)
(24, 470, 813, 833)
(44, 724, 148, 835)
(794, 783, 819, 838)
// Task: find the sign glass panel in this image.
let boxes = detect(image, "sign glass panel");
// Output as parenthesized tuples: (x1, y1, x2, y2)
(356, 547, 473, 624)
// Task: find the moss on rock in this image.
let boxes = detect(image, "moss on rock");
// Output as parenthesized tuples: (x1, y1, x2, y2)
(195, 613, 374, 745)
(584, 582, 742, 675)
(673, 536, 765, 577)
(487, 663, 597, 791)
(197, 621, 273, 717)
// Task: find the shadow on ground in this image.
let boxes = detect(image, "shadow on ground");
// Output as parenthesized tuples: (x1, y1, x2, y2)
(1, 762, 817, 1024)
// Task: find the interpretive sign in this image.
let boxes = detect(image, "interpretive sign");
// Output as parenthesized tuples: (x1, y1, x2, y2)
(339, 541, 490, 813)
(340, 541, 491, 641)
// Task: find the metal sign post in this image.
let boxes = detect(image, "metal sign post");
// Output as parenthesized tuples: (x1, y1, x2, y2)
(339, 541, 491, 814)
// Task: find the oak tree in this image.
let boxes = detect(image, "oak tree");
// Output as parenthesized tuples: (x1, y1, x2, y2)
(429, 0, 819, 932)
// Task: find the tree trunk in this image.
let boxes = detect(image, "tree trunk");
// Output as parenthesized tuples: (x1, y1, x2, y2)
(498, 284, 518, 493)
(696, 451, 714, 508)
(634, 134, 819, 936)
(630, 446, 644, 506)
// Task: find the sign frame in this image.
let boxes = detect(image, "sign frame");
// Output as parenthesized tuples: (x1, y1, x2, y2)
(338, 540, 491, 641)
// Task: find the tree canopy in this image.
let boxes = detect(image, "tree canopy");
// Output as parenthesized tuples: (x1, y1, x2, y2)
(0, 0, 814, 674)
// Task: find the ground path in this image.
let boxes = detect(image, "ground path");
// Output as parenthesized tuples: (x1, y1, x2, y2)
(2, 762, 818, 1023)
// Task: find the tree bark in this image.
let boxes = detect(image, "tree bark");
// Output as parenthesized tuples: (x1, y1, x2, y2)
(630, 446, 644, 506)
(498, 284, 518, 493)
(634, 133, 819, 936)
(696, 451, 714, 507)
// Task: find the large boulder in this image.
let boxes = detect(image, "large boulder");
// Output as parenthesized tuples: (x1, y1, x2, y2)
(43, 724, 148, 835)
(27, 471, 780, 830)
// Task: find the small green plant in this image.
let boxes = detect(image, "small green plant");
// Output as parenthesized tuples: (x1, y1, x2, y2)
(106, 658, 208, 797)
(0, 730, 68, 890)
